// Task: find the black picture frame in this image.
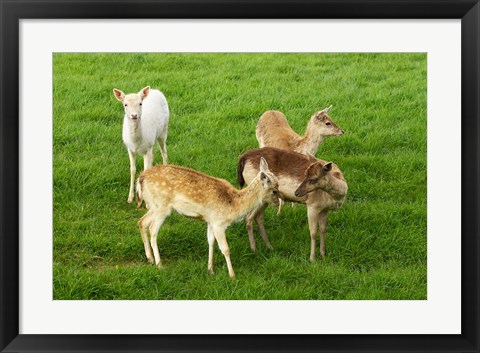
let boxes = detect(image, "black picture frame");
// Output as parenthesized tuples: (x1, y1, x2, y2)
(1, 1, 479, 352)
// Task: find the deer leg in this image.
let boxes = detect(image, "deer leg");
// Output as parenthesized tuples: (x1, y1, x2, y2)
(207, 223, 215, 274)
(143, 148, 154, 171)
(149, 208, 171, 269)
(212, 225, 235, 278)
(307, 207, 319, 262)
(127, 149, 136, 203)
(246, 210, 257, 252)
(318, 211, 328, 258)
(157, 135, 168, 165)
(254, 203, 273, 250)
(138, 211, 155, 264)
(246, 203, 270, 252)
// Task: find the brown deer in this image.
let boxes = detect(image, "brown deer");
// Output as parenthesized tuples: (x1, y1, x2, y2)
(238, 147, 347, 260)
(256, 107, 344, 155)
(136, 158, 279, 278)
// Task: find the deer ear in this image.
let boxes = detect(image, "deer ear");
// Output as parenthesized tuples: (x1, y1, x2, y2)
(315, 112, 327, 121)
(259, 157, 269, 172)
(113, 88, 125, 102)
(305, 162, 319, 176)
(139, 86, 151, 99)
(323, 162, 333, 172)
(260, 172, 268, 181)
(322, 105, 333, 113)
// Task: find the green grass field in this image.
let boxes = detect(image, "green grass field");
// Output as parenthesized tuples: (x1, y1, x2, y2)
(53, 53, 427, 300)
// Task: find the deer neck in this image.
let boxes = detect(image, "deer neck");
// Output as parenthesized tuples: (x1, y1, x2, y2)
(125, 116, 143, 144)
(321, 176, 348, 201)
(301, 120, 324, 154)
(232, 177, 265, 219)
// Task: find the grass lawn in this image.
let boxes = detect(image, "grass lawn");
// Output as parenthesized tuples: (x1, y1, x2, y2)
(53, 53, 427, 300)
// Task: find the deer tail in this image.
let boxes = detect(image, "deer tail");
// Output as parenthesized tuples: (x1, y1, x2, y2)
(237, 155, 247, 187)
(135, 175, 144, 208)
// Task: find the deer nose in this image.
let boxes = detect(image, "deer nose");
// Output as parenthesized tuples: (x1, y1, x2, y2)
(294, 190, 301, 197)
(131, 113, 138, 120)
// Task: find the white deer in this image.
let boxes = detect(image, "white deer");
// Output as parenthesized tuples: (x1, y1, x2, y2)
(113, 86, 169, 203)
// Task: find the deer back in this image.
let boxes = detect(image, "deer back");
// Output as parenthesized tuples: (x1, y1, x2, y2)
(256, 110, 301, 150)
(238, 147, 345, 209)
(140, 165, 238, 210)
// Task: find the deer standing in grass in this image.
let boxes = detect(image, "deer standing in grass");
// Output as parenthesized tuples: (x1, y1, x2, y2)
(256, 107, 344, 155)
(113, 86, 169, 203)
(136, 158, 279, 278)
(238, 147, 347, 261)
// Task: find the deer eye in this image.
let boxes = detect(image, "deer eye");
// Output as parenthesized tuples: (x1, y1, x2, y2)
(325, 122, 331, 126)
(139, 103, 142, 106)
(124, 104, 128, 107)
(309, 178, 319, 185)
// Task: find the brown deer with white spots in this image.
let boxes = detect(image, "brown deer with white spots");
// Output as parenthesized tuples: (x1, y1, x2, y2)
(256, 107, 344, 155)
(237, 147, 347, 261)
(136, 158, 279, 278)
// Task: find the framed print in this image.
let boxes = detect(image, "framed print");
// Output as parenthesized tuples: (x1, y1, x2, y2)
(1, 0, 479, 352)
